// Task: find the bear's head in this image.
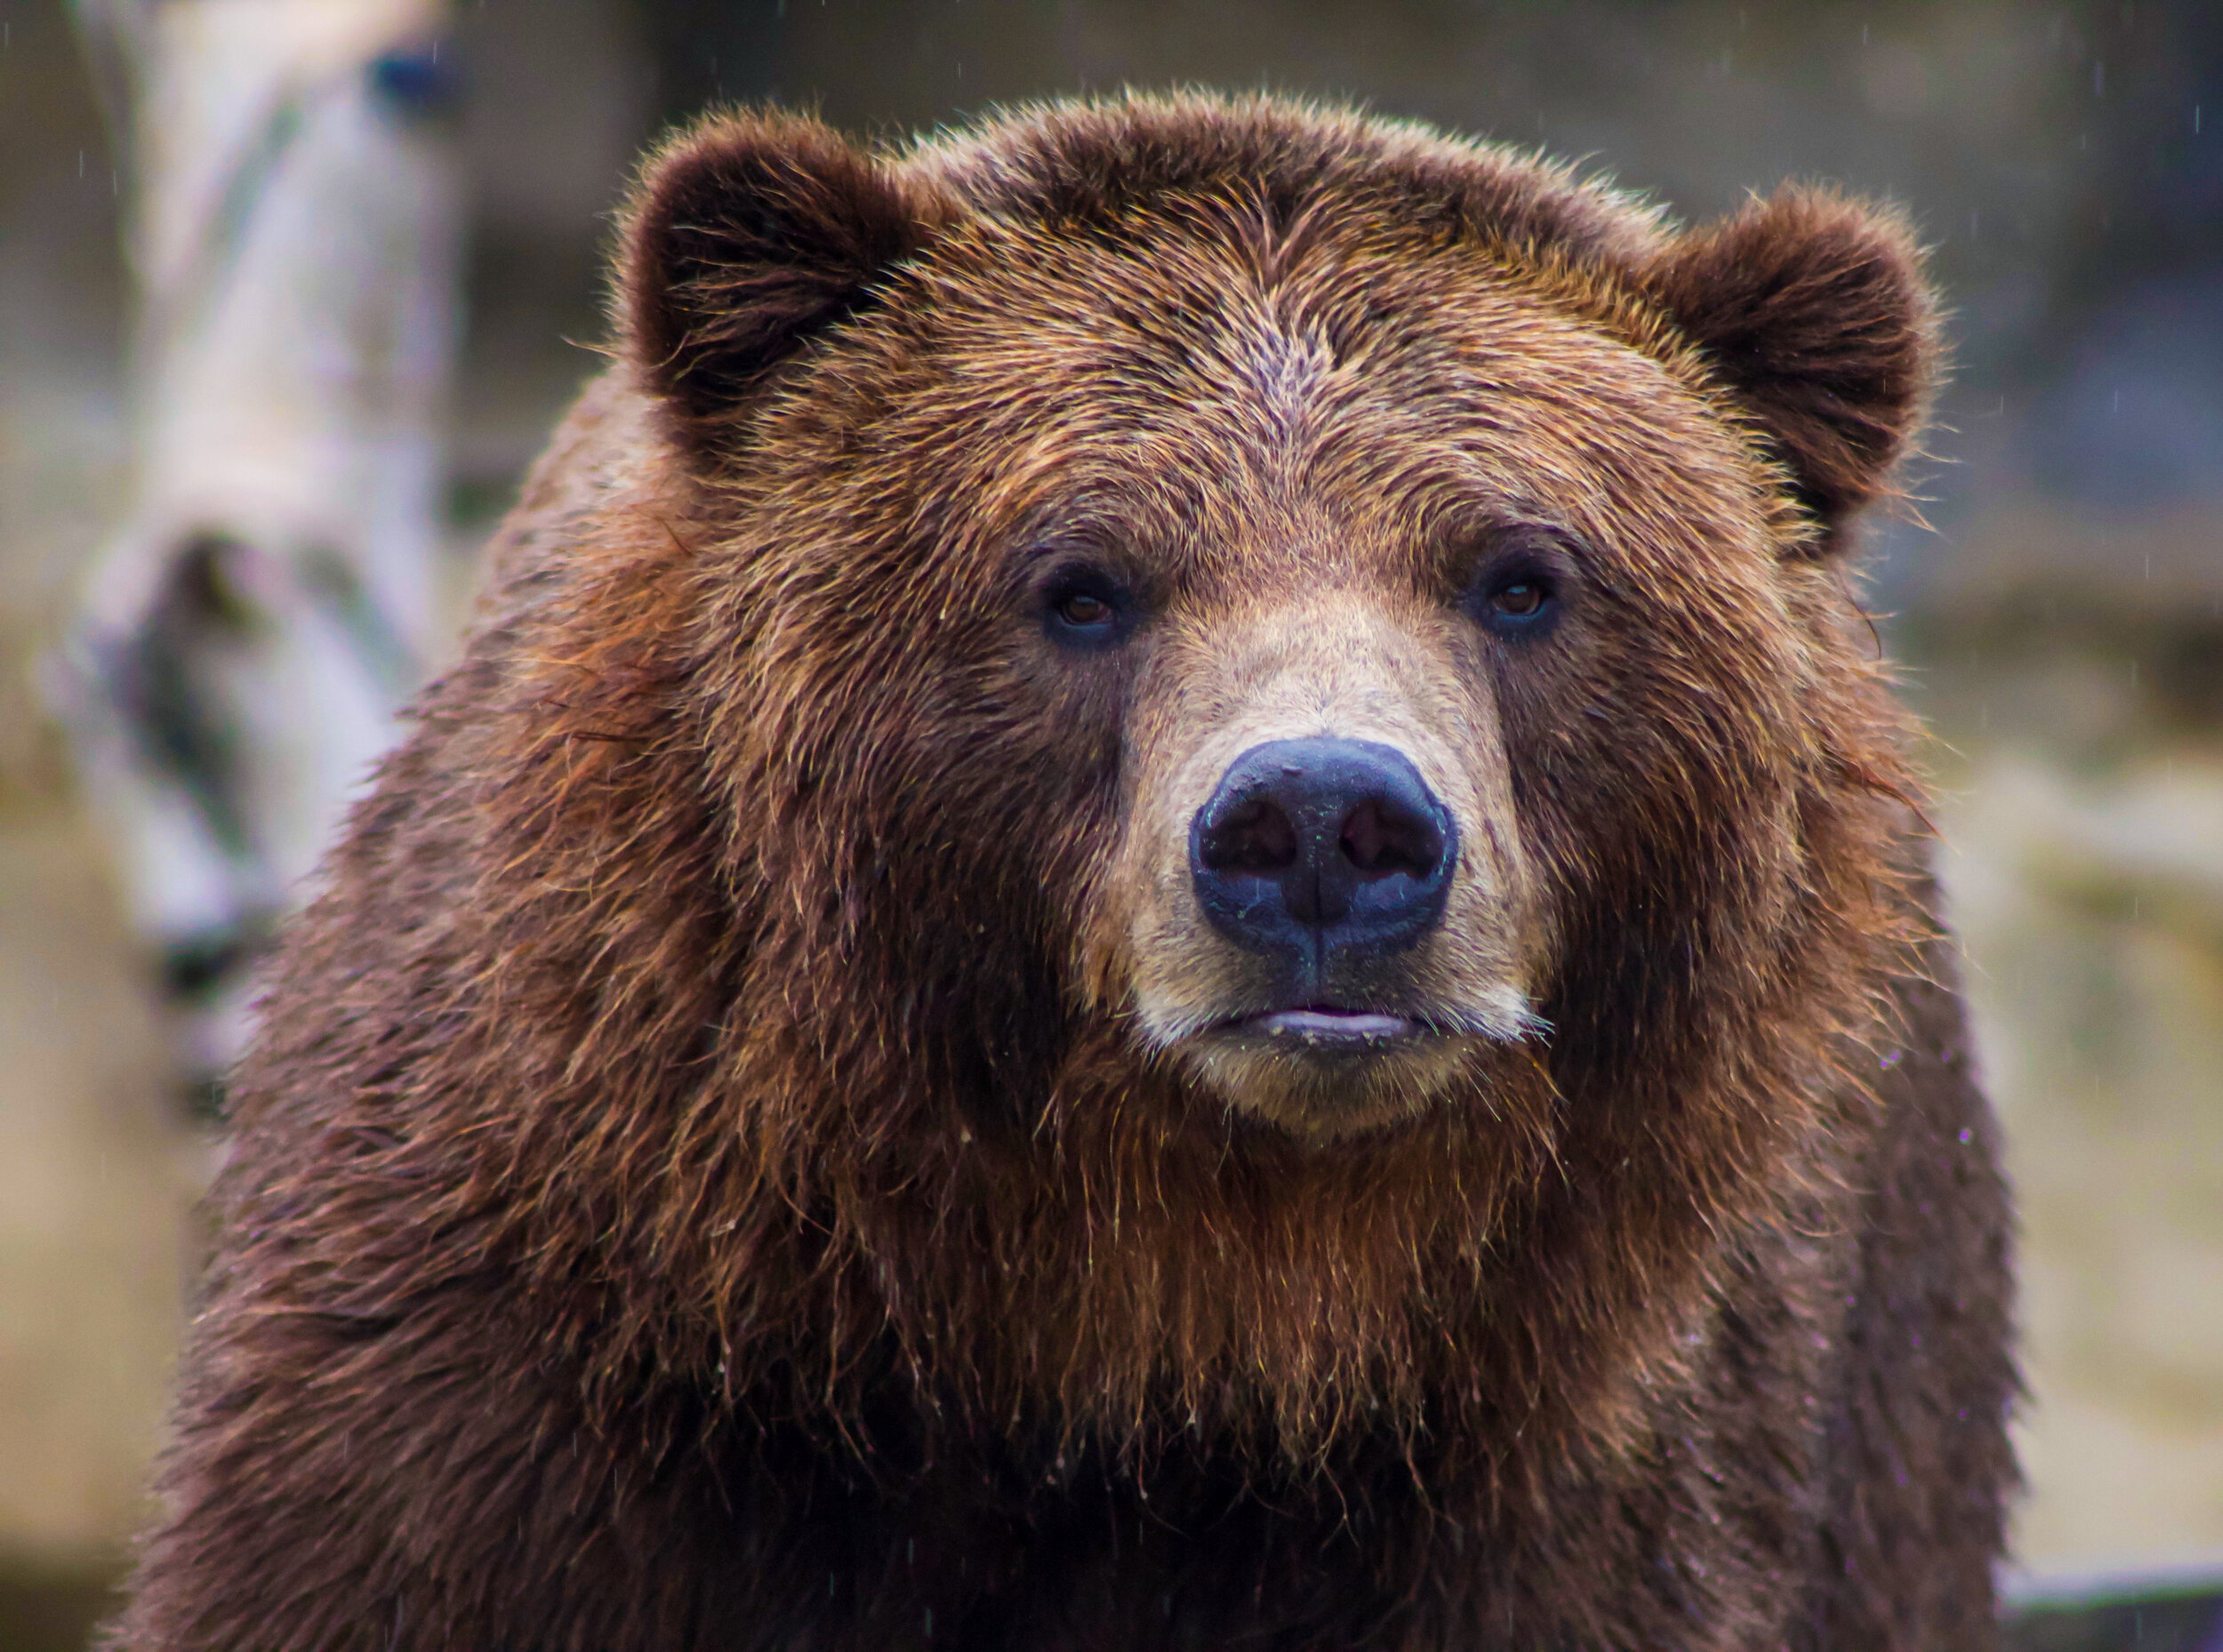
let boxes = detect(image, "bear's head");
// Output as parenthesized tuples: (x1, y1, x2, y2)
(516, 95, 1932, 1446)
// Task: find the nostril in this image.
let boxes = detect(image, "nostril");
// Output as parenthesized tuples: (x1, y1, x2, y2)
(1200, 797, 1298, 873)
(1338, 798, 1443, 880)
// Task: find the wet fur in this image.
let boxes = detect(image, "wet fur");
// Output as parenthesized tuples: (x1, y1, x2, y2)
(114, 94, 2013, 1651)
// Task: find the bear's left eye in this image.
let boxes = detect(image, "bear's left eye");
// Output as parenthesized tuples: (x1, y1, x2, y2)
(1042, 568, 1134, 650)
(1465, 565, 1561, 637)
(1461, 527, 1578, 639)
(1056, 591, 1112, 627)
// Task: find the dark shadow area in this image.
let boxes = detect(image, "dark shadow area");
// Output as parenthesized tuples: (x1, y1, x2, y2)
(0, 1558, 118, 1652)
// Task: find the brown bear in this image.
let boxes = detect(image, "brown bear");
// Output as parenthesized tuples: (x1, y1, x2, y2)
(113, 93, 2017, 1652)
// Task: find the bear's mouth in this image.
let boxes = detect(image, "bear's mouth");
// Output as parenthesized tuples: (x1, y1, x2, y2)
(1225, 1006, 1426, 1049)
(1168, 996, 1542, 1137)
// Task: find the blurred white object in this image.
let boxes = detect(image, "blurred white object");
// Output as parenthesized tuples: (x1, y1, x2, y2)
(56, 0, 460, 1085)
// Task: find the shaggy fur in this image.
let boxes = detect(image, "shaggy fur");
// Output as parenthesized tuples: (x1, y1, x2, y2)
(113, 94, 2014, 1652)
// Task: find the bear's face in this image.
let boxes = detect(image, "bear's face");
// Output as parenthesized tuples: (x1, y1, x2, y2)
(623, 103, 1928, 1149)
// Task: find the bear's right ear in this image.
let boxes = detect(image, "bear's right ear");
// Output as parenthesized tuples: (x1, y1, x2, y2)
(622, 112, 938, 465)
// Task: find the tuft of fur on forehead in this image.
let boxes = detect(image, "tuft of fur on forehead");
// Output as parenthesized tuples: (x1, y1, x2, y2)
(905, 92, 1666, 267)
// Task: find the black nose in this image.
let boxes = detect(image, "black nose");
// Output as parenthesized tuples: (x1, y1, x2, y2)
(1190, 738, 1457, 970)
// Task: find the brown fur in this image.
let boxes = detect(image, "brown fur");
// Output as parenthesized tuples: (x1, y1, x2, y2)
(113, 93, 2014, 1651)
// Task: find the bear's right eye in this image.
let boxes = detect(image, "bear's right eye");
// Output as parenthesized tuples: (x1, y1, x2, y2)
(1488, 581, 1546, 619)
(1057, 591, 1112, 627)
(1042, 569, 1135, 650)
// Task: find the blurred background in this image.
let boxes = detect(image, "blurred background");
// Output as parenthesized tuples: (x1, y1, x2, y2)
(2, 1, 2219, 1647)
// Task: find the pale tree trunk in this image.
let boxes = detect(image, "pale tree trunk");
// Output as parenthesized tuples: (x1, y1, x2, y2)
(55, 0, 461, 1093)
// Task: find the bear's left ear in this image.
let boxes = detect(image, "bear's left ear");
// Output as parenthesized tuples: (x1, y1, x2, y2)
(621, 111, 944, 466)
(1641, 188, 1938, 548)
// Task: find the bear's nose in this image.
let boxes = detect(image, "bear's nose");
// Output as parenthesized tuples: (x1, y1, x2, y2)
(1190, 738, 1457, 971)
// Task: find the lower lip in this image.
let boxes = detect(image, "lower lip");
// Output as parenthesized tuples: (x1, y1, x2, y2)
(1241, 1008, 1424, 1046)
